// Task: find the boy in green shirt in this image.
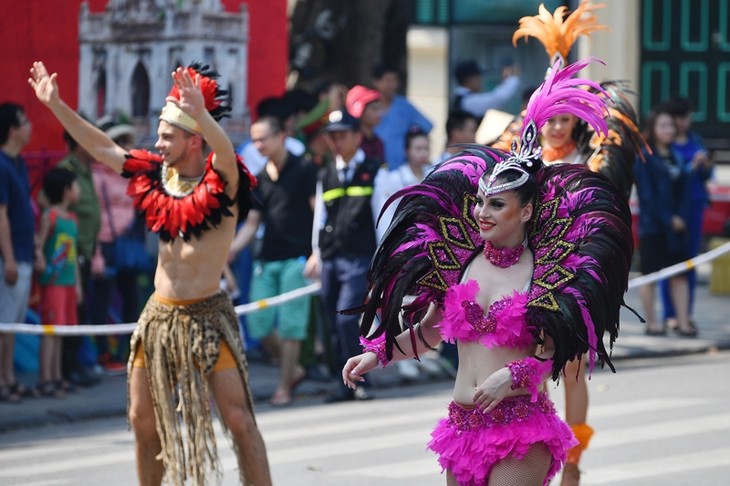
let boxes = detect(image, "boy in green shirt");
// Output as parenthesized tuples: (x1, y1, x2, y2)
(35, 168, 81, 397)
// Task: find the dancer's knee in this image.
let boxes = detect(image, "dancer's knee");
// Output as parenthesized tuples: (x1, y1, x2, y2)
(222, 405, 259, 441)
(129, 404, 158, 440)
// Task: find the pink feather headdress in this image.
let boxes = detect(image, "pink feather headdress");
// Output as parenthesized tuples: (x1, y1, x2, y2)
(480, 57, 610, 196)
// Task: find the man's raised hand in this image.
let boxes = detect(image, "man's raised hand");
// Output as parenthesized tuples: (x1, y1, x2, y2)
(28, 62, 60, 107)
(167, 67, 205, 120)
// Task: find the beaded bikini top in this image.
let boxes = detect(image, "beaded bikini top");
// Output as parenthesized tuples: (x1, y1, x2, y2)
(437, 279, 536, 349)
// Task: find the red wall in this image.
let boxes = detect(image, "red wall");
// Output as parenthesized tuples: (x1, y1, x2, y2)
(224, 0, 289, 116)
(0, 0, 287, 155)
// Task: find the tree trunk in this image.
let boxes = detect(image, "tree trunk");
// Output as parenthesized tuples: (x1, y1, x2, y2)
(289, 0, 409, 91)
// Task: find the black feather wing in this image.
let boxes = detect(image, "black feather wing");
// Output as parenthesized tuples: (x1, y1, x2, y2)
(527, 164, 633, 378)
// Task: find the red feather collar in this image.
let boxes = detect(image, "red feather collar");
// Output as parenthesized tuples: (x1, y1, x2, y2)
(122, 149, 244, 242)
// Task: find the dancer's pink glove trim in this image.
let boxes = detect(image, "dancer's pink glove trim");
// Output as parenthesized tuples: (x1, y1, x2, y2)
(360, 334, 390, 368)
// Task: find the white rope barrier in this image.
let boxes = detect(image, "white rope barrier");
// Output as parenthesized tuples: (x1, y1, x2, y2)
(627, 240, 730, 289)
(2, 241, 730, 336)
(0, 322, 138, 336)
(233, 282, 320, 315)
(0, 282, 321, 336)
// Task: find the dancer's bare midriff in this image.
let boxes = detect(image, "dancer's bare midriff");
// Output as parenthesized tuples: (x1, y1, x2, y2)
(154, 201, 238, 301)
(452, 342, 538, 405)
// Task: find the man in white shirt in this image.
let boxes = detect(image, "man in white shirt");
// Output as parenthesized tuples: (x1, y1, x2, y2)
(452, 60, 521, 119)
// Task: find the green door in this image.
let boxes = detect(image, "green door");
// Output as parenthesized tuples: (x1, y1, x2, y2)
(641, 0, 730, 139)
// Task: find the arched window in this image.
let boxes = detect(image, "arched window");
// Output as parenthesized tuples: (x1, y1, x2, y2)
(131, 62, 150, 117)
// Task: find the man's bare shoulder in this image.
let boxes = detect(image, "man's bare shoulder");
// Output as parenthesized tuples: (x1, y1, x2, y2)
(210, 152, 240, 199)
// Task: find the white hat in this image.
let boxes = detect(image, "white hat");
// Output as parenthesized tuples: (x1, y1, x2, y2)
(476, 109, 517, 145)
(105, 124, 135, 141)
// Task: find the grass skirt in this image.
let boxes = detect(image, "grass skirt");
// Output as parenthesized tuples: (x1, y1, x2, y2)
(128, 292, 253, 486)
(428, 393, 576, 486)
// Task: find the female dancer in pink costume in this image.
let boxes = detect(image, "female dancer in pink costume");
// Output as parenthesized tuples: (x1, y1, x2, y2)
(342, 58, 634, 486)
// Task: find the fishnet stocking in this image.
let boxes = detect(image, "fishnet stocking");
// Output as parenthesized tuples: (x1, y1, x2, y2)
(446, 471, 460, 486)
(445, 443, 552, 486)
(488, 443, 552, 486)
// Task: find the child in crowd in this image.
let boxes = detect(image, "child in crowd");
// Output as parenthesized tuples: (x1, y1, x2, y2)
(35, 168, 81, 397)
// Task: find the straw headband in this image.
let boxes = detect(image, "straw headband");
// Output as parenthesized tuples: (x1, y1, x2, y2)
(160, 102, 202, 135)
(159, 62, 230, 135)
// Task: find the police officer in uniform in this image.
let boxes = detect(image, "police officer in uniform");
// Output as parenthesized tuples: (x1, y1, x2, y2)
(314, 110, 382, 402)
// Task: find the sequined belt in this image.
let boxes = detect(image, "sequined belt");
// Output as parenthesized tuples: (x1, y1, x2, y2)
(448, 393, 555, 432)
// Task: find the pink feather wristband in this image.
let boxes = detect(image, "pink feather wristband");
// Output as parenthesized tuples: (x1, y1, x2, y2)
(506, 357, 553, 402)
(360, 334, 390, 368)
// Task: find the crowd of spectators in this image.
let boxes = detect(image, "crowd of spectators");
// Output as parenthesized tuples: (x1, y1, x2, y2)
(0, 60, 719, 407)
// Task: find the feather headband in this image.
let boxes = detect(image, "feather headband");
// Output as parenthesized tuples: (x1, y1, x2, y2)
(160, 61, 230, 135)
(512, 1, 607, 62)
(480, 57, 610, 196)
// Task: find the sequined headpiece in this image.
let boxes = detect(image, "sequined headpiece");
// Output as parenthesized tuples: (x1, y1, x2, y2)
(479, 57, 610, 196)
(479, 120, 542, 196)
(159, 62, 230, 135)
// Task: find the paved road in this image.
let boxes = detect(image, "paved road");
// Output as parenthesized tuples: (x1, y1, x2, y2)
(1, 352, 729, 485)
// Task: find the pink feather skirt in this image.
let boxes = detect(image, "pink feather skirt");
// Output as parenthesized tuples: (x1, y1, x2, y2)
(427, 393, 576, 486)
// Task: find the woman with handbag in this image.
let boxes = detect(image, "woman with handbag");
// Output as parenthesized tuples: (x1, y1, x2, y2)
(90, 120, 148, 373)
(633, 104, 693, 337)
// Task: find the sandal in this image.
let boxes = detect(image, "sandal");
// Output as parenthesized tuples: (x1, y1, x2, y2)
(270, 390, 292, 407)
(290, 366, 307, 392)
(36, 381, 65, 399)
(0, 384, 22, 403)
(10, 382, 40, 398)
(645, 326, 667, 336)
(55, 379, 76, 393)
(674, 326, 698, 338)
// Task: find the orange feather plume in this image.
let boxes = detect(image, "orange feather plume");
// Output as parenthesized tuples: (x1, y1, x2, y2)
(512, 1, 608, 61)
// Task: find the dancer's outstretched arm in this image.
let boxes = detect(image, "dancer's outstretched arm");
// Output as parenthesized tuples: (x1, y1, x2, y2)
(28, 61, 126, 173)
